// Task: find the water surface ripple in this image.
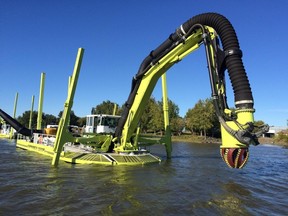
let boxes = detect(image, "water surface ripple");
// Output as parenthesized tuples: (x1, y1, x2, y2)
(0, 139, 287, 215)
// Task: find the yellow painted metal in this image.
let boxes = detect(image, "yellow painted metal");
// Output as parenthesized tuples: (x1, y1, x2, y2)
(16, 139, 160, 165)
(204, 28, 257, 149)
(74, 134, 113, 152)
(119, 28, 206, 151)
(161, 73, 172, 158)
(37, 73, 45, 130)
(207, 28, 257, 149)
(133, 126, 140, 147)
(9, 92, 18, 139)
(63, 152, 113, 165)
(0, 134, 10, 139)
(220, 108, 255, 148)
(117, 24, 257, 158)
(29, 95, 35, 129)
(12, 22, 256, 167)
(67, 76, 72, 125)
(68, 75, 72, 94)
(13, 92, 18, 119)
(111, 154, 161, 165)
(162, 74, 169, 128)
(11, 46, 162, 166)
(17, 139, 64, 157)
(113, 103, 117, 115)
(52, 48, 84, 166)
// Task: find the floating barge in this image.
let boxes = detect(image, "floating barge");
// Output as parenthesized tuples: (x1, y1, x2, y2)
(0, 133, 10, 138)
(1, 48, 164, 166)
(16, 133, 161, 165)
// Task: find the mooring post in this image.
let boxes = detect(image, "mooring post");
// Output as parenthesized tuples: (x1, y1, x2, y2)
(161, 73, 172, 159)
(29, 95, 35, 129)
(51, 48, 84, 166)
(113, 103, 117, 116)
(37, 73, 45, 130)
(9, 92, 18, 139)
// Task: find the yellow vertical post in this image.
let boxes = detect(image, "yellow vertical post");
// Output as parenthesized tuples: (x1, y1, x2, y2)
(29, 95, 35, 129)
(68, 76, 72, 96)
(51, 48, 84, 166)
(13, 93, 18, 119)
(161, 73, 172, 159)
(67, 76, 72, 126)
(10, 92, 18, 138)
(37, 73, 45, 130)
(113, 103, 117, 115)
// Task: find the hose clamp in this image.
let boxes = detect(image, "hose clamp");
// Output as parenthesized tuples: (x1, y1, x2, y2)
(225, 49, 243, 58)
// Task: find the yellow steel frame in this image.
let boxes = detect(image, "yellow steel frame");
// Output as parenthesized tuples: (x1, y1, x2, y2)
(116, 27, 214, 152)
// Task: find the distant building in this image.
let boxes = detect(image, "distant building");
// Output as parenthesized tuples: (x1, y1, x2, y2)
(264, 126, 288, 137)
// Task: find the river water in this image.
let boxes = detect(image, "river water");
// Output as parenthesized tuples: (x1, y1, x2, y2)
(0, 138, 287, 216)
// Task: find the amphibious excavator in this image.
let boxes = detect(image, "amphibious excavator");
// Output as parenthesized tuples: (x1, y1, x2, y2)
(0, 13, 268, 168)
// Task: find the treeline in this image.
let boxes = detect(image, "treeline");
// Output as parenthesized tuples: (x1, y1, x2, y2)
(273, 131, 288, 145)
(90, 98, 220, 138)
(16, 97, 265, 138)
(17, 110, 85, 129)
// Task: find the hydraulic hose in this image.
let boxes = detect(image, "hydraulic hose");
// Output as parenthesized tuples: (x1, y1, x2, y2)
(115, 12, 253, 139)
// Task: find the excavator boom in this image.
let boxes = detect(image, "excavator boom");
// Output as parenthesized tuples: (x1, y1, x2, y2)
(114, 12, 269, 168)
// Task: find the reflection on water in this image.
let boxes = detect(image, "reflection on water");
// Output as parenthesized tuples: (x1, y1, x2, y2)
(0, 139, 287, 215)
(206, 181, 252, 215)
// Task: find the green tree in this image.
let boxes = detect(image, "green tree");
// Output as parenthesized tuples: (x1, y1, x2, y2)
(17, 111, 38, 128)
(92, 100, 119, 115)
(185, 100, 203, 134)
(185, 98, 217, 138)
(200, 98, 215, 138)
(139, 97, 162, 133)
(58, 110, 79, 126)
(17, 111, 57, 129)
(158, 98, 180, 119)
(42, 114, 58, 126)
(159, 99, 183, 134)
(77, 117, 86, 127)
(170, 117, 185, 135)
(138, 97, 183, 134)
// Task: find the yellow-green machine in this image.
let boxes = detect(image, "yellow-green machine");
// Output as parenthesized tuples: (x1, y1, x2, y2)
(111, 12, 269, 168)
(2, 13, 269, 168)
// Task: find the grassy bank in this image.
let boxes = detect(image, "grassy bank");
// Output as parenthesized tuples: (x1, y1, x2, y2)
(172, 135, 288, 148)
(171, 135, 221, 144)
(258, 137, 288, 147)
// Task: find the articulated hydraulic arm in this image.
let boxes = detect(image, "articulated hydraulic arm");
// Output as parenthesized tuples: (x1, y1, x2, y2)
(201, 23, 269, 168)
(114, 13, 269, 168)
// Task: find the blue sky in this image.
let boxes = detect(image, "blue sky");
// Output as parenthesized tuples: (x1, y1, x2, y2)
(1, 0, 288, 127)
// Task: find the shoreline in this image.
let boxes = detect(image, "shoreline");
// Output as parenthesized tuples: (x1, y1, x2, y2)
(171, 135, 288, 148)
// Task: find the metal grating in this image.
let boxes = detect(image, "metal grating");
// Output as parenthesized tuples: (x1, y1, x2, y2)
(111, 154, 160, 164)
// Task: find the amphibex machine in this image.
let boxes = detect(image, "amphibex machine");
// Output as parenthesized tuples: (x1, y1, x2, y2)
(113, 12, 268, 168)
(1, 13, 268, 168)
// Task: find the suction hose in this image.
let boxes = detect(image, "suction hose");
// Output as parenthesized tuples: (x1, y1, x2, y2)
(181, 13, 253, 108)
